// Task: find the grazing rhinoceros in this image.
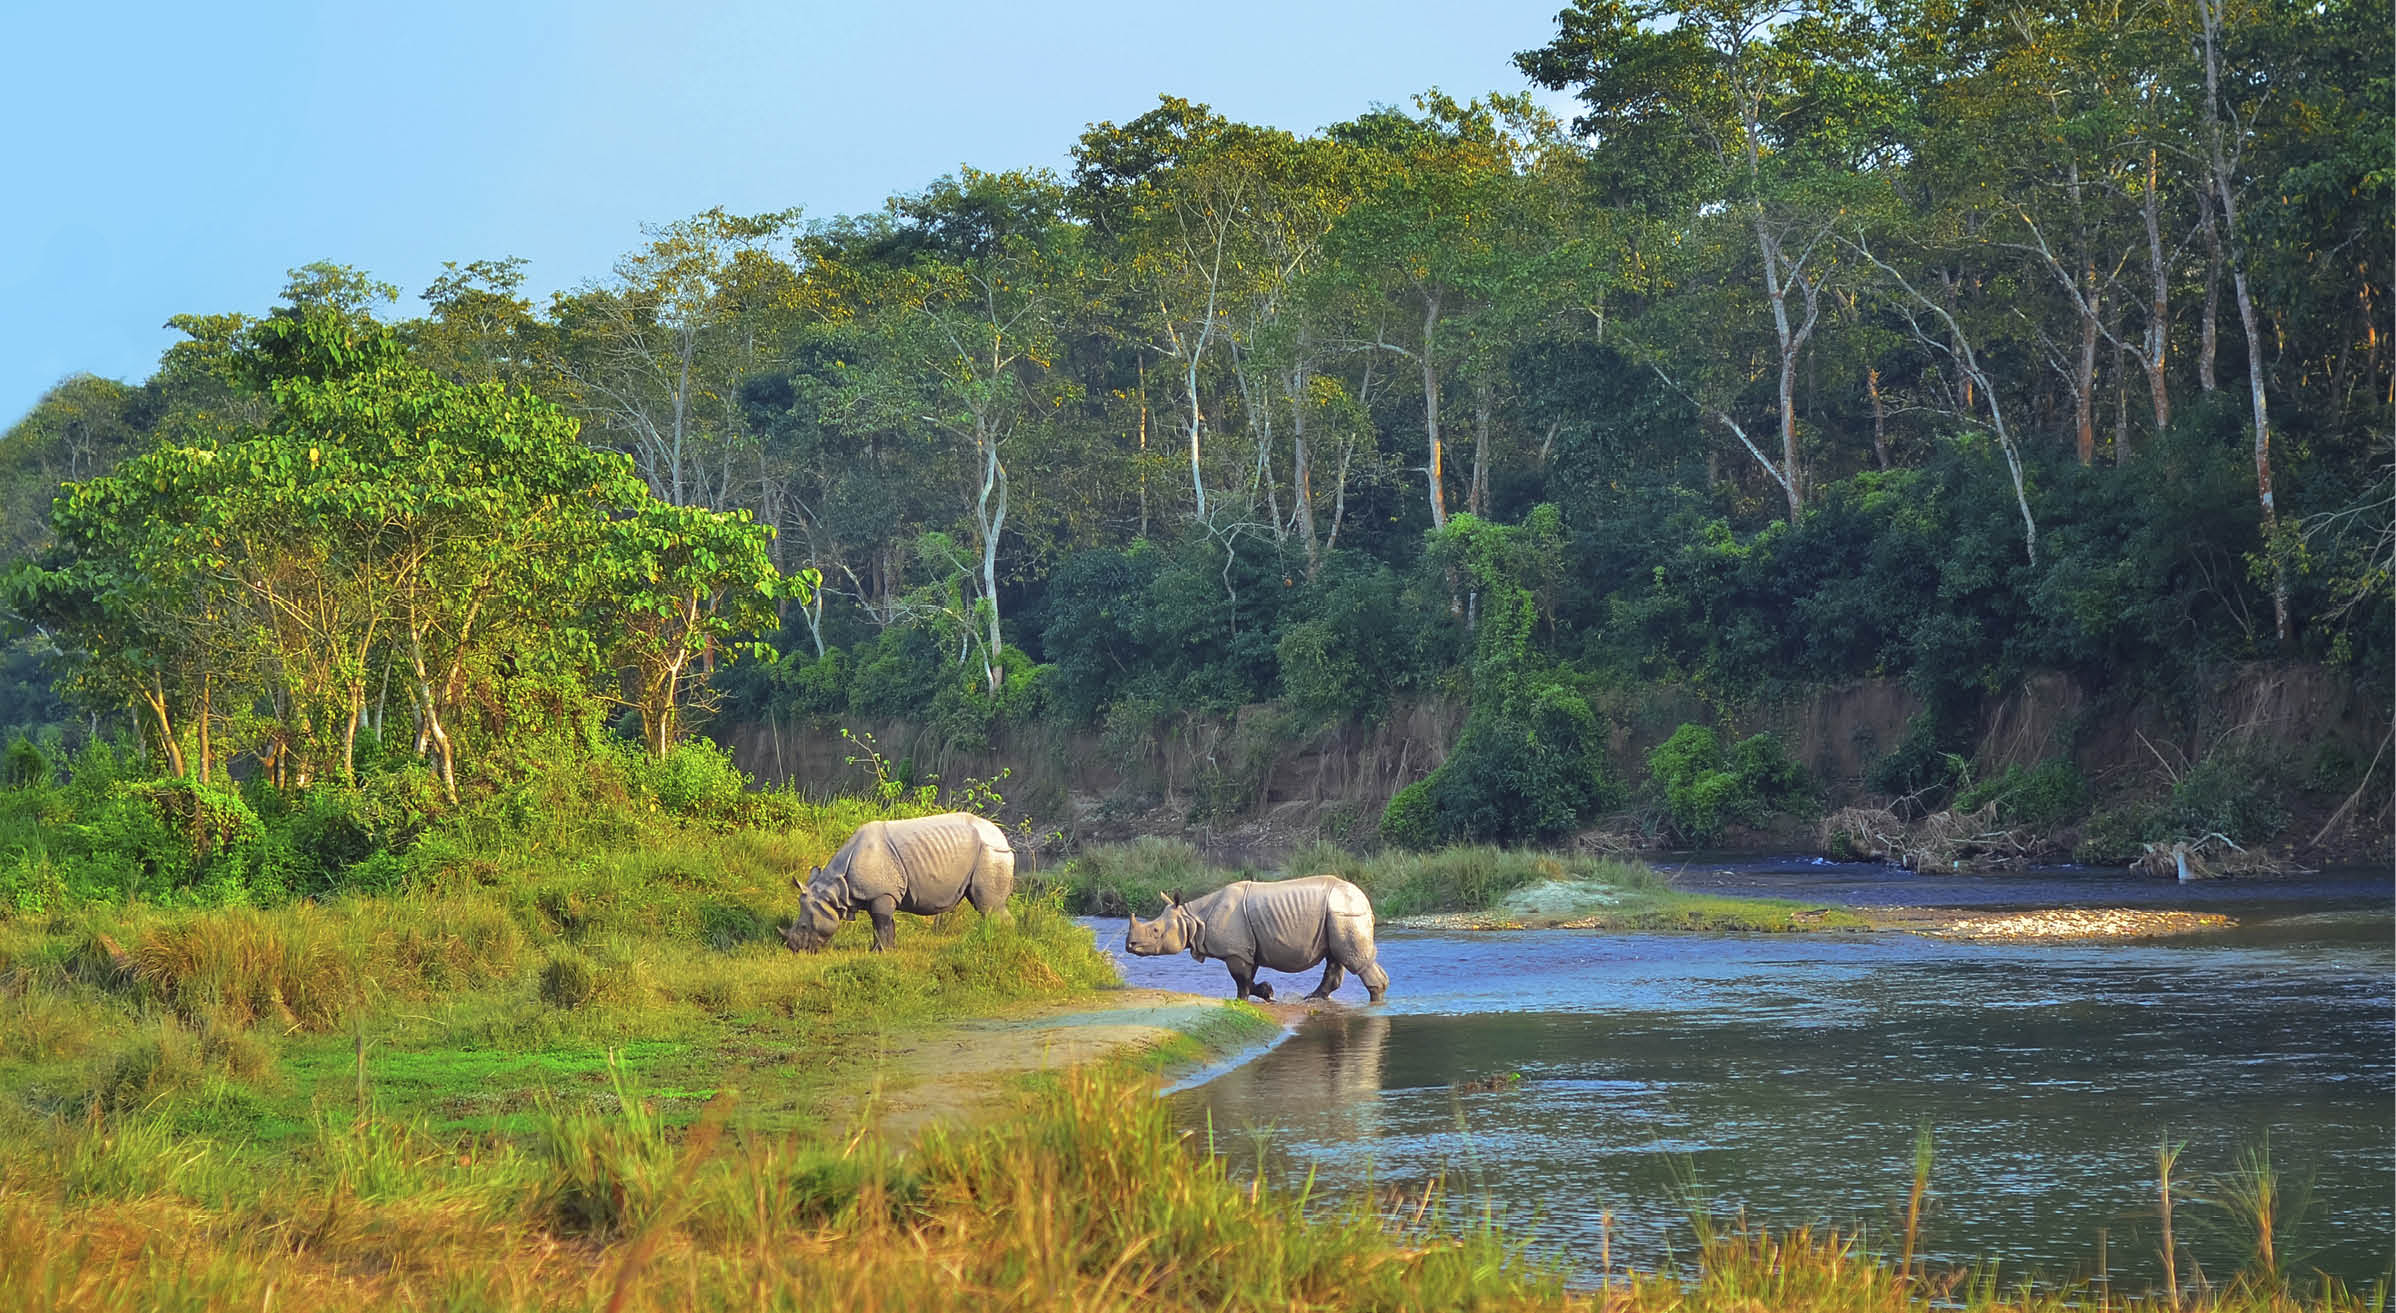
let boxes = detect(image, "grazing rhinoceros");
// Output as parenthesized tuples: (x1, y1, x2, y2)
(784, 812, 1014, 952)
(1125, 875, 1389, 1003)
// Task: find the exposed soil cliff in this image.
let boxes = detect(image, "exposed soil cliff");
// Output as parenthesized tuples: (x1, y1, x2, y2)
(722, 660, 2389, 867)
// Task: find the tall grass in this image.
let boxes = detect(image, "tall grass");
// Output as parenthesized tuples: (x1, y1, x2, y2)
(0, 1066, 2377, 1312)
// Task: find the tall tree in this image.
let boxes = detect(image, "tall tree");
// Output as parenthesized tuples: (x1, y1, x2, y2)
(1522, 0, 1896, 520)
(547, 208, 801, 510)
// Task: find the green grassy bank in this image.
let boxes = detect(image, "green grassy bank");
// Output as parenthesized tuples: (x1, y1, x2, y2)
(1036, 837, 1869, 932)
(0, 772, 2356, 1311)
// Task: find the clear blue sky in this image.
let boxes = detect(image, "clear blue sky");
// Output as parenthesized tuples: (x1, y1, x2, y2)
(1, 0, 1575, 428)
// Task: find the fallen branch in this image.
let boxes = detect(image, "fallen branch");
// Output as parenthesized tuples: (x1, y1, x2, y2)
(2306, 728, 2391, 851)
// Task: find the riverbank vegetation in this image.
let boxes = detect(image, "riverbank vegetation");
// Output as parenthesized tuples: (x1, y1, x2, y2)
(1039, 838, 1867, 931)
(0, 748, 1122, 1145)
(0, 1054, 2371, 1311)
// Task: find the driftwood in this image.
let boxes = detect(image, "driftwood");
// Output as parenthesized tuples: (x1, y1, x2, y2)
(1820, 804, 2040, 871)
(2130, 833, 2299, 880)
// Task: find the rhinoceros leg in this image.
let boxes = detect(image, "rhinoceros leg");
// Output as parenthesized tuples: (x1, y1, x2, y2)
(1306, 961, 1345, 999)
(1226, 960, 1273, 1002)
(1355, 958, 1389, 1003)
(866, 894, 899, 952)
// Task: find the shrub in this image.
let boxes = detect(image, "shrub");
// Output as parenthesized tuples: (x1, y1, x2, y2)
(1954, 759, 2088, 828)
(124, 778, 259, 872)
(1646, 724, 1814, 845)
(2167, 748, 2289, 844)
(1865, 712, 1965, 800)
(1379, 780, 1437, 852)
(2075, 800, 2163, 864)
(2, 736, 48, 789)
(538, 951, 598, 1009)
(637, 738, 753, 821)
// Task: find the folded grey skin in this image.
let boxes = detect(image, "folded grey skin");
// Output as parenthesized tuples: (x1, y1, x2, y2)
(1125, 875, 1389, 1003)
(785, 813, 1015, 952)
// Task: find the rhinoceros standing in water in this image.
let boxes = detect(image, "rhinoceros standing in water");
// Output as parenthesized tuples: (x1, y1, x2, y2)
(784, 813, 1014, 952)
(1125, 876, 1389, 1003)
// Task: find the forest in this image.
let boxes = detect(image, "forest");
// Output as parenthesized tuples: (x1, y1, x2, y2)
(0, 0, 2387, 900)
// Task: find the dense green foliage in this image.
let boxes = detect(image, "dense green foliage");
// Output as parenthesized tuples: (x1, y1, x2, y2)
(1, 0, 2385, 847)
(3, 304, 806, 819)
(1645, 723, 1816, 844)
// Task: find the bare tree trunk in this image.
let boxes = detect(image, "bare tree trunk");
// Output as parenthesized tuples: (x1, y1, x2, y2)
(1757, 215, 1811, 520)
(1419, 292, 1447, 530)
(2232, 265, 2290, 644)
(2074, 269, 2102, 465)
(975, 421, 1010, 694)
(1185, 344, 1206, 524)
(2114, 345, 2132, 465)
(2198, 194, 2222, 394)
(1289, 361, 1320, 573)
(1136, 358, 1151, 539)
(141, 681, 184, 778)
(407, 631, 458, 805)
(2198, 0, 2290, 645)
(2140, 147, 2173, 431)
(1325, 438, 1354, 556)
(342, 678, 364, 783)
(1470, 378, 1492, 518)
(1869, 366, 1892, 470)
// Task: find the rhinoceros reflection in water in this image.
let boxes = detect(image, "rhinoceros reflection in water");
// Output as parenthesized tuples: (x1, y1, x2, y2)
(1125, 875, 1390, 1002)
(1189, 1009, 1393, 1149)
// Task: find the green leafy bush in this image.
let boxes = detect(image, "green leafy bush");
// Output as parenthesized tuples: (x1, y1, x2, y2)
(3, 736, 49, 789)
(1646, 724, 1814, 844)
(2074, 801, 2162, 864)
(1865, 713, 1966, 800)
(1955, 759, 2088, 828)
(2166, 748, 2289, 844)
(1379, 780, 1437, 853)
(636, 738, 753, 820)
(1381, 510, 1614, 849)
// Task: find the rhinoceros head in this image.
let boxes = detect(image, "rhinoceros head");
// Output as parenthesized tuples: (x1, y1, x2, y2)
(1125, 895, 1197, 958)
(783, 870, 841, 952)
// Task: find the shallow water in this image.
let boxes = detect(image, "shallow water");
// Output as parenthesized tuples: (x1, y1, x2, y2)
(1085, 865, 2395, 1287)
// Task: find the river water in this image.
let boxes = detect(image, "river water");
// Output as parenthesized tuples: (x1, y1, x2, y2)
(1081, 862, 2394, 1288)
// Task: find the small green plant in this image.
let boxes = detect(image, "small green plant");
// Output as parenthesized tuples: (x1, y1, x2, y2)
(944, 766, 1011, 818)
(840, 728, 938, 808)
